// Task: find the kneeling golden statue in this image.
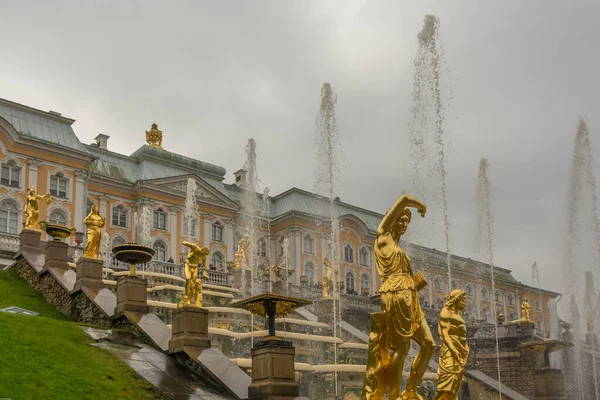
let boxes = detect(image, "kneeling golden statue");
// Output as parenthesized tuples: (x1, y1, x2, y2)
(178, 241, 210, 308)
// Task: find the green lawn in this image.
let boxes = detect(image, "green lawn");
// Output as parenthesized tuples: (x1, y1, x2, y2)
(0, 268, 163, 400)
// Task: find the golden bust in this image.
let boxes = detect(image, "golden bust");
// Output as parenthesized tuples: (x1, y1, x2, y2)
(433, 289, 469, 400)
(145, 123, 164, 149)
(23, 186, 51, 229)
(83, 204, 105, 259)
(179, 241, 210, 308)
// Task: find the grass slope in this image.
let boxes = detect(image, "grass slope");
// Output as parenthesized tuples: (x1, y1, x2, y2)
(0, 268, 162, 400)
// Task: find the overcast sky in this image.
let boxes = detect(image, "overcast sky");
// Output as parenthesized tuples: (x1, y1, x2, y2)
(1, 1, 599, 296)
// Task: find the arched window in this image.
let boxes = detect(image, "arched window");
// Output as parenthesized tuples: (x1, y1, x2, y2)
(212, 221, 223, 241)
(346, 271, 355, 293)
(481, 288, 488, 300)
(49, 210, 67, 226)
(360, 273, 370, 295)
(112, 237, 126, 247)
(1, 160, 21, 188)
(0, 201, 19, 234)
(304, 234, 314, 254)
(112, 205, 128, 227)
(257, 238, 266, 256)
(153, 208, 167, 230)
(304, 262, 315, 286)
(359, 247, 369, 266)
(536, 299, 541, 311)
(434, 278, 442, 291)
(212, 252, 224, 270)
(50, 172, 68, 198)
(153, 241, 167, 262)
(86, 198, 95, 216)
(344, 244, 354, 263)
(508, 295, 513, 305)
(465, 285, 473, 297)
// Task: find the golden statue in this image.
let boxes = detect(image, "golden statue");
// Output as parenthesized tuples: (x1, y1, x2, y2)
(178, 241, 210, 308)
(521, 298, 531, 321)
(234, 233, 250, 270)
(433, 289, 469, 400)
(362, 194, 435, 400)
(145, 123, 164, 149)
(272, 265, 283, 281)
(83, 204, 105, 259)
(23, 186, 51, 229)
(321, 257, 333, 299)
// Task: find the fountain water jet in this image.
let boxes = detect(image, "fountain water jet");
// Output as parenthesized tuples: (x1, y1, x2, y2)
(184, 178, 197, 240)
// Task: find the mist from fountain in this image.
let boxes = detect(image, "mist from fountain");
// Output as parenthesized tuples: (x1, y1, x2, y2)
(138, 206, 152, 247)
(261, 188, 272, 293)
(185, 178, 198, 240)
(584, 270, 600, 399)
(314, 82, 343, 397)
(406, 14, 453, 288)
(101, 231, 111, 278)
(531, 262, 546, 337)
(570, 294, 585, 399)
(474, 157, 502, 397)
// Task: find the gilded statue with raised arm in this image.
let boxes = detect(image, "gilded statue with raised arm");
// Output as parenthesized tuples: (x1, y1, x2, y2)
(322, 257, 334, 299)
(23, 186, 52, 229)
(433, 289, 469, 400)
(234, 233, 250, 270)
(179, 241, 210, 308)
(521, 298, 531, 321)
(362, 194, 434, 400)
(83, 204, 105, 259)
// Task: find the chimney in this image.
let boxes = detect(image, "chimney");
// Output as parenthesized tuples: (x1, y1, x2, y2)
(234, 169, 248, 188)
(94, 134, 110, 150)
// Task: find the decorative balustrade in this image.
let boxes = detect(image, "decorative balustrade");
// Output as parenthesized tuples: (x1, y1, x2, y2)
(209, 270, 232, 286)
(0, 233, 19, 253)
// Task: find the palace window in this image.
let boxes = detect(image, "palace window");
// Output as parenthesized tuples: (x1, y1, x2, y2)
(344, 244, 354, 263)
(49, 210, 67, 226)
(304, 234, 314, 254)
(0, 201, 19, 234)
(359, 247, 369, 266)
(212, 252, 224, 270)
(257, 238, 266, 256)
(346, 271, 355, 293)
(508, 295, 514, 305)
(360, 274, 370, 295)
(50, 172, 68, 199)
(212, 221, 223, 242)
(183, 217, 197, 237)
(0, 160, 20, 188)
(536, 300, 541, 311)
(434, 278, 442, 291)
(112, 205, 128, 227)
(304, 262, 315, 286)
(153, 241, 167, 262)
(153, 208, 167, 230)
(86, 199, 95, 215)
(465, 285, 473, 297)
(495, 291, 501, 303)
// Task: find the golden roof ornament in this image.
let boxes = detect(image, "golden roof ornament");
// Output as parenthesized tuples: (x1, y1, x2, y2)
(145, 123, 164, 149)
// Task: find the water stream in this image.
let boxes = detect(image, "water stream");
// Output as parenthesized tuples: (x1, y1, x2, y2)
(185, 178, 198, 240)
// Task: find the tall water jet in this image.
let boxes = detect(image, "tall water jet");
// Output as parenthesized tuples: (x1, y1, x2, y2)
(406, 14, 453, 288)
(570, 293, 585, 400)
(584, 270, 600, 399)
(531, 262, 546, 336)
(261, 187, 272, 292)
(138, 206, 152, 247)
(474, 157, 502, 396)
(185, 178, 198, 240)
(313, 82, 343, 397)
(101, 231, 111, 278)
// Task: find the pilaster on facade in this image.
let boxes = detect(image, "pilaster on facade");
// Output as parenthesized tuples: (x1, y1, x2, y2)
(27, 158, 41, 189)
(74, 169, 88, 233)
(99, 194, 110, 232)
(225, 223, 234, 262)
(169, 206, 180, 261)
(293, 228, 301, 284)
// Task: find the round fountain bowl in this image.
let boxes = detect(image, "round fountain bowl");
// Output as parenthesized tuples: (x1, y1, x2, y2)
(38, 221, 76, 241)
(112, 243, 155, 265)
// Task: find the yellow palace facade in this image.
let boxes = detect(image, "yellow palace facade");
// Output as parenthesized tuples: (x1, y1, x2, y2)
(0, 97, 558, 334)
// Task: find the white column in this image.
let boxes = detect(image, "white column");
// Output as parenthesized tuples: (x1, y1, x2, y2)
(203, 216, 212, 247)
(370, 247, 377, 294)
(99, 195, 109, 233)
(169, 207, 179, 260)
(226, 222, 234, 262)
(293, 228, 301, 284)
(74, 170, 87, 233)
(27, 158, 40, 189)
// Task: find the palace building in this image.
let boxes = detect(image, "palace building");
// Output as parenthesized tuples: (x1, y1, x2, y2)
(0, 97, 558, 335)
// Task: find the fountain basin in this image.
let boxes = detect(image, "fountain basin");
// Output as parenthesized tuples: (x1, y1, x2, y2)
(112, 243, 155, 265)
(39, 221, 75, 241)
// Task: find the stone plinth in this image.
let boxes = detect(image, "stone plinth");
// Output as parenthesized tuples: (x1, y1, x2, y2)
(73, 257, 103, 292)
(114, 276, 149, 316)
(43, 240, 69, 270)
(315, 297, 339, 326)
(169, 306, 211, 354)
(533, 368, 565, 399)
(19, 228, 42, 254)
(248, 340, 299, 399)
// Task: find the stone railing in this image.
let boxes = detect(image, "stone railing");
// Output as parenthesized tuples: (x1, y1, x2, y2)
(340, 293, 378, 313)
(208, 270, 233, 286)
(0, 233, 20, 253)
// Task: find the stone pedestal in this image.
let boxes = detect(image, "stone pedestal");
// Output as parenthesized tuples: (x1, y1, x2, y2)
(73, 257, 103, 292)
(533, 368, 565, 399)
(19, 228, 42, 253)
(168, 306, 211, 354)
(248, 340, 299, 399)
(43, 240, 69, 270)
(519, 320, 535, 335)
(114, 276, 149, 316)
(315, 297, 339, 326)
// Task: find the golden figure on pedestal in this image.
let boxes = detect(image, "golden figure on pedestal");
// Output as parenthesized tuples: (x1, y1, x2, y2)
(145, 123, 164, 149)
(272, 265, 283, 281)
(178, 241, 210, 308)
(521, 298, 531, 321)
(234, 233, 250, 270)
(83, 205, 105, 259)
(433, 289, 469, 400)
(23, 186, 51, 229)
(321, 257, 333, 299)
(362, 194, 435, 400)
